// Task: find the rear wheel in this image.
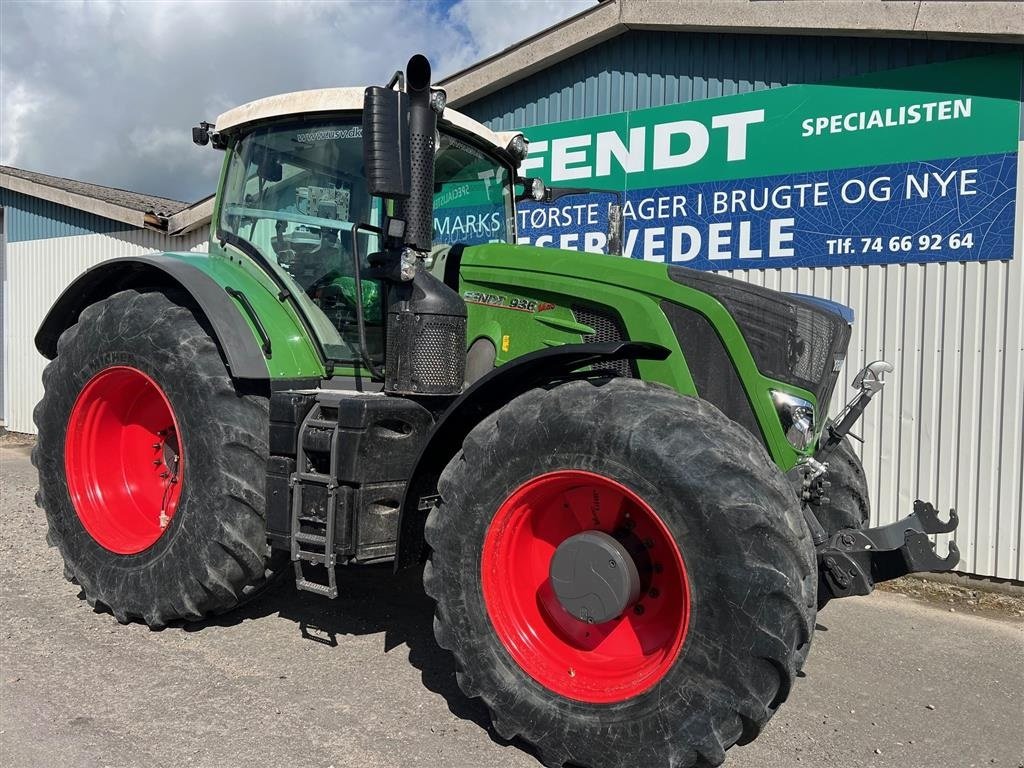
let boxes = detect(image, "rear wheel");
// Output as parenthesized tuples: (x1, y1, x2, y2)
(424, 379, 816, 768)
(33, 289, 274, 627)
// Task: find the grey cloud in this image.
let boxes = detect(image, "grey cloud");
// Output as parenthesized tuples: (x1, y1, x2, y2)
(1, 0, 592, 203)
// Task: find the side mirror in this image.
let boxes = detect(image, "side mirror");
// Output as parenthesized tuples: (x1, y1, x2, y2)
(362, 86, 411, 199)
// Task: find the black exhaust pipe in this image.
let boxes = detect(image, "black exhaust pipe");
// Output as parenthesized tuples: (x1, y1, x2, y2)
(384, 55, 467, 396)
(395, 54, 435, 254)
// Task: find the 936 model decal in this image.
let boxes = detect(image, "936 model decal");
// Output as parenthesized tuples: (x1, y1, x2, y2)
(463, 291, 556, 313)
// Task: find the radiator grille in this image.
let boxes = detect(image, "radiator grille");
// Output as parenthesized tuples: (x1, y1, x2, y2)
(661, 301, 765, 446)
(668, 266, 850, 409)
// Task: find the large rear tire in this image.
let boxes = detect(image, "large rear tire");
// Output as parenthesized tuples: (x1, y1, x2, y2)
(33, 289, 274, 627)
(424, 379, 816, 768)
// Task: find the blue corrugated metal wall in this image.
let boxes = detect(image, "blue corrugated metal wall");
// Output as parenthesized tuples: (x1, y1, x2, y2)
(461, 31, 1006, 130)
(0, 188, 129, 242)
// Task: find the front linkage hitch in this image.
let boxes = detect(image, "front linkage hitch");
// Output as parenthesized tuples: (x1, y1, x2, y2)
(818, 500, 960, 601)
(806, 360, 962, 602)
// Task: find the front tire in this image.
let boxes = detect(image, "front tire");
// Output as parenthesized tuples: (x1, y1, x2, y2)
(424, 379, 816, 768)
(813, 437, 871, 534)
(33, 289, 272, 627)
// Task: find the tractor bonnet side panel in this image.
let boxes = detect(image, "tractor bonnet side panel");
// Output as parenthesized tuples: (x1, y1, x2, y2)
(457, 243, 824, 470)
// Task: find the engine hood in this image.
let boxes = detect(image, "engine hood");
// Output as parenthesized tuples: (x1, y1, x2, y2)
(788, 293, 855, 324)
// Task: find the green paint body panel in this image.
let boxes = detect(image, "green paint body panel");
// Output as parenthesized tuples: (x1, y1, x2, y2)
(458, 243, 816, 471)
(163, 247, 324, 379)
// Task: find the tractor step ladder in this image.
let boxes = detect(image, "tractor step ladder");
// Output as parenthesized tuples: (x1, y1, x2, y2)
(290, 405, 342, 598)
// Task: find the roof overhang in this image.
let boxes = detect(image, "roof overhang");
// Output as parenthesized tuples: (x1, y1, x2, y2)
(166, 196, 215, 235)
(0, 169, 214, 237)
(439, 0, 1024, 106)
(214, 86, 517, 152)
(0, 170, 151, 231)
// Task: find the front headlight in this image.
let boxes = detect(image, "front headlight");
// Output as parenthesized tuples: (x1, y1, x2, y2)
(771, 390, 815, 450)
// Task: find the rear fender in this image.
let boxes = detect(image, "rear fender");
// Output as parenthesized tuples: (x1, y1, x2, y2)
(35, 254, 319, 381)
(394, 341, 671, 570)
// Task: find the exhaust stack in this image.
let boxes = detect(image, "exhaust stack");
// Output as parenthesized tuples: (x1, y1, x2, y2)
(395, 54, 436, 254)
(362, 55, 467, 396)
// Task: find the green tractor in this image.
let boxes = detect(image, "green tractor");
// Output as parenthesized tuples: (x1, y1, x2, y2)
(33, 56, 959, 768)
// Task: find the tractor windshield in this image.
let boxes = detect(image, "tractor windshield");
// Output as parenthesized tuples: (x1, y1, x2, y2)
(432, 133, 515, 246)
(218, 116, 514, 364)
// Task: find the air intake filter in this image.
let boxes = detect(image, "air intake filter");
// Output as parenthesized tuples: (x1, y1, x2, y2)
(385, 270, 466, 395)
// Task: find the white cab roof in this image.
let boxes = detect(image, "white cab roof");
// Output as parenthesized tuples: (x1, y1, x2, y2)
(215, 87, 517, 153)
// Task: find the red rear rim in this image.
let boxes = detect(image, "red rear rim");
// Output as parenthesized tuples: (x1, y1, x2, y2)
(481, 470, 690, 704)
(64, 366, 184, 555)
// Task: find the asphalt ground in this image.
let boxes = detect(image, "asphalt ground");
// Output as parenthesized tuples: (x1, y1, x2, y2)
(1, 442, 1022, 768)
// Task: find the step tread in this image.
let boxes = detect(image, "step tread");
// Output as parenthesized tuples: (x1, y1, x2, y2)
(295, 471, 333, 484)
(295, 579, 338, 598)
(305, 418, 338, 430)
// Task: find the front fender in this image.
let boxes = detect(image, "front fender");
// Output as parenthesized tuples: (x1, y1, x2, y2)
(394, 341, 671, 570)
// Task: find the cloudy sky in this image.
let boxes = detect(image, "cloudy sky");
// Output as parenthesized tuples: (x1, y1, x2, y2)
(1, 0, 592, 203)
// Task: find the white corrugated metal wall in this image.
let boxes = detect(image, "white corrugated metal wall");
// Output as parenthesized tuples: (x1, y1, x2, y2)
(3, 227, 208, 435)
(721, 142, 1024, 582)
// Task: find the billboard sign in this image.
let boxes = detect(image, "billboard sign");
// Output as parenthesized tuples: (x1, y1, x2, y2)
(513, 53, 1021, 269)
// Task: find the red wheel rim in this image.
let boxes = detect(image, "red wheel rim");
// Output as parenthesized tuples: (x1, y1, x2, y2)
(481, 470, 690, 704)
(64, 366, 184, 554)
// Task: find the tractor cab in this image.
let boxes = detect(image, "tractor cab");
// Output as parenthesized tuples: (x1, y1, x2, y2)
(206, 87, 526, 366)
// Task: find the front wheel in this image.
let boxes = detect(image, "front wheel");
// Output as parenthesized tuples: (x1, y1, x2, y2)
(424, 379, 816, 768)
(813, 436, 871, 534)
(33, 289, 274, 627)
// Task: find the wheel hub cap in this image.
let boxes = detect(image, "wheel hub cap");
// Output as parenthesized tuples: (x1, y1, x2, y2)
(549, 531, 641, 624)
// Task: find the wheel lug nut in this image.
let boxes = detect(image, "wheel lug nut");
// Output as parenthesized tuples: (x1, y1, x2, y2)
(608, 559, 617, 569)
(643, 538, 654, 549)
(633, 603, 645, 615)
(648, 587, 660, 598)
